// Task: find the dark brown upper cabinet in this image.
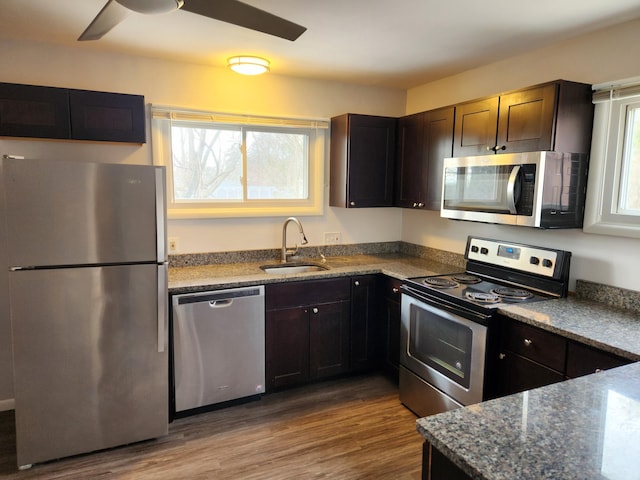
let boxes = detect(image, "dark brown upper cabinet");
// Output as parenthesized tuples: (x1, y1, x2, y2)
(0, 83, 71, 139)
(0, 82, 146, 143)
(330, 113, 397, 208)
(69, 90, 145, 143)
(453, 80, 593, 157)
(396, 106, 454, 210)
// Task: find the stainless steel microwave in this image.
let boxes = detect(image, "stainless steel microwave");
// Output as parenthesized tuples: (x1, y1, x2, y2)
(440, 151, 589, 228)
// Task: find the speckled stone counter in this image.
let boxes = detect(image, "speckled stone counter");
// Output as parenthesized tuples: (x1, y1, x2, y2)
(417, 361, 640, 480)
(497, 298, 640, 360)
(168, 253, 461, 294)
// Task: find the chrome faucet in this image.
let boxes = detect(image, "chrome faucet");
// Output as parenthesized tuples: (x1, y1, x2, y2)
(281, 217, 308, 263)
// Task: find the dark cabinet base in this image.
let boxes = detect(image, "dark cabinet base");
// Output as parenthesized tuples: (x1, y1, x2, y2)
(423, 442, 471, 480)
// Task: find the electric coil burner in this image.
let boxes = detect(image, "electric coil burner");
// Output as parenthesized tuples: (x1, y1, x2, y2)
(399, 236, 572, 418)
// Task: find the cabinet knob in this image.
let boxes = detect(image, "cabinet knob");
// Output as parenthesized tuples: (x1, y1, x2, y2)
(392, 287, 399, 294)
(523, 338, 533, 347)
(354, 281, 360, 286)
(350, 201, 356, 206)
(498, 353, 506, 360)
(595, 368, 603, 373)
(496, 145, 506, 151)
(486, 146, 494, 152)
(412, 202, 418, 207)
(418, 202, 424, 208)
(312, 307, 319, 314)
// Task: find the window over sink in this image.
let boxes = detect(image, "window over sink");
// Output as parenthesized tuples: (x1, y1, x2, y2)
(151, 106, 328, 219)
(584, 77, 640, 237)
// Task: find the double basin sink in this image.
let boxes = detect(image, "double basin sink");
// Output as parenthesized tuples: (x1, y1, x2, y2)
(260, 262, 329, 275)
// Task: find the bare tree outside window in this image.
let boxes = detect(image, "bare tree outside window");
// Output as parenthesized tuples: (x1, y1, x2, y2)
(171, 125, 242, 200)
(171, 123, 309, 202)
(152, 108, 327, 218)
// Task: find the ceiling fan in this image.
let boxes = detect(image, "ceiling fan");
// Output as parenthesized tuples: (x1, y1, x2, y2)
(78, 0, 307, 42)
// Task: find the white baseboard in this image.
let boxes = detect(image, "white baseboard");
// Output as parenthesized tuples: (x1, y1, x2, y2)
(0, 398, 15, 411)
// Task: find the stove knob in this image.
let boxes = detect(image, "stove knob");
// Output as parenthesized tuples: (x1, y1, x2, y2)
(542, 259, 553, 268)
(530, 256, 540, 265)
(480, 247, 489, 255)
(471, 245, 479, 253)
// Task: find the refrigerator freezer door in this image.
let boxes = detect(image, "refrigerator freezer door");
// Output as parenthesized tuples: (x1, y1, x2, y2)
(10, 264, 168, 467)
(3, 158, 164, 267)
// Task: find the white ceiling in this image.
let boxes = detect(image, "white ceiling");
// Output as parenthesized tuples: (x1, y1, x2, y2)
(2, 0, 640, 89)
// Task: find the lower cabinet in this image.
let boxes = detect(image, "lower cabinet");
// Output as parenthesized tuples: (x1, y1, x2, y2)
(423, 442, 471, 480)
(565, 340, 630, 379)
(265, 274, 385, 391)
(381, 276, 402, 382)
(350, 275, 383, 373)
(496, 315, 632, 397)
(265, 277, 351, 391)
(496, 316, 566, 396)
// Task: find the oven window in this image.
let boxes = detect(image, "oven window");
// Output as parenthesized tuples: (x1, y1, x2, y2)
(409, 304, 473, 388)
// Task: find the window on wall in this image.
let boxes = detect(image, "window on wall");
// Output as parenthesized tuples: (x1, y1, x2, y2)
(583, 78, 640, 238)
(151, 107, 328, 218)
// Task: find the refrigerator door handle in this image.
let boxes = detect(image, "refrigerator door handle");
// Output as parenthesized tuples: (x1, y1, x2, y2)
(155, 167, 167, 262)
(158, 264, 168, 353)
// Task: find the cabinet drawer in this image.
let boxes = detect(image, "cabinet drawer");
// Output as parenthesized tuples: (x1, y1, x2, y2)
(565, 341, 631, 378)
(504, 320, 566, 372)
(266, 277, 350, 310)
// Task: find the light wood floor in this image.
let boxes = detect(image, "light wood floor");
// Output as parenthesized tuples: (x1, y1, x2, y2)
(0, 374, 423, 479)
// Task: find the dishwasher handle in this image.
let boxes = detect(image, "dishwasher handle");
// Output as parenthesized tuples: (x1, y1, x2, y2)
(174, 286, 264, 306)
(209, 299, 233, 308)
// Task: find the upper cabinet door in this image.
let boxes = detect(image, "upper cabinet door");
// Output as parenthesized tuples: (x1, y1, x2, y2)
(330, 113, 397, 208)
(69, 90, 146, 143)
(423, 106, 455, 210)
(453, 96, 499, 157)
(496, 83, 557, 153)
(0, 82, 70, 139)
(395, 112, 425, 208)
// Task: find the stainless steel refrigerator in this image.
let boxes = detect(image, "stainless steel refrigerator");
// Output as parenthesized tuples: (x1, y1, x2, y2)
(1, 156, 168, 469)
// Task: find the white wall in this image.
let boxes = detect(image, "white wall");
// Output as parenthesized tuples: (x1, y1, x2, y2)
(0, 38, 405, 405)
(404, 17, 640, 293)
(0, 37, 406, 252)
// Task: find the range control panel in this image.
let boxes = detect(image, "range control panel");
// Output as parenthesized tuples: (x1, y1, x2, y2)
(466, 237, 559, 277)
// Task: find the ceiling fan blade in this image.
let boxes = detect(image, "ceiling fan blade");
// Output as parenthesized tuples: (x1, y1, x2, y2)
(181, 0, 306, 41)
(78, 0, 131, 41)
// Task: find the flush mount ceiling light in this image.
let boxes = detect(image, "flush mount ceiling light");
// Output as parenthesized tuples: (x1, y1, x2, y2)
(227, 56, 270, 75)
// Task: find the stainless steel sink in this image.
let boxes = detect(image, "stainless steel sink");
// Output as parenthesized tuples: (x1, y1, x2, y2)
(260, 263, 328, 274)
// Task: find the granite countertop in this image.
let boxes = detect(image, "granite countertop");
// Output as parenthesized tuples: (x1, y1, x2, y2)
(497, 299, 640, 360)
(168, 253, 459, 293)
(417, 361, 640, 480)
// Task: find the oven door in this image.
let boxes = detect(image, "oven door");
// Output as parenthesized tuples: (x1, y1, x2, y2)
(400, 288, 488, 411)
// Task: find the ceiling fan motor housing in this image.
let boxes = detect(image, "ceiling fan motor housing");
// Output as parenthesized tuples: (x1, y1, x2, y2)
(116, 0, 184, 14)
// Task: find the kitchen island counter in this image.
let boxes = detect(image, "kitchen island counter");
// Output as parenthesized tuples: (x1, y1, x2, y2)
(417, 360, 640, 480)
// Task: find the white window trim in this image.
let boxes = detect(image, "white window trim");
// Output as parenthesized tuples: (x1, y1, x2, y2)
(583, 77, 640, 238)
(151, 106, 328, 219)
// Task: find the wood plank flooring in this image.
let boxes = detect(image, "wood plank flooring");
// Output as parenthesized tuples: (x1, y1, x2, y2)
(0, 374, 423, 479)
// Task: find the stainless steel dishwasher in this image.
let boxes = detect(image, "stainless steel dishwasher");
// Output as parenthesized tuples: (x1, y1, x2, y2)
(172, 285, 265, 414)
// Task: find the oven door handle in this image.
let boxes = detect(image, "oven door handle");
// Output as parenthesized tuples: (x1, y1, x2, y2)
(506, 165, 521, 214)
(401, 284, 491, 325)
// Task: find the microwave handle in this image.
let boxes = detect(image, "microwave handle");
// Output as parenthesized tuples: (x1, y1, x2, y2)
(506, 165, 521, 214)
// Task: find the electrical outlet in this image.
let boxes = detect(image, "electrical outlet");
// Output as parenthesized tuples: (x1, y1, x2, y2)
(324, 232, 341, 245)
(168, 237, 179, 254)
